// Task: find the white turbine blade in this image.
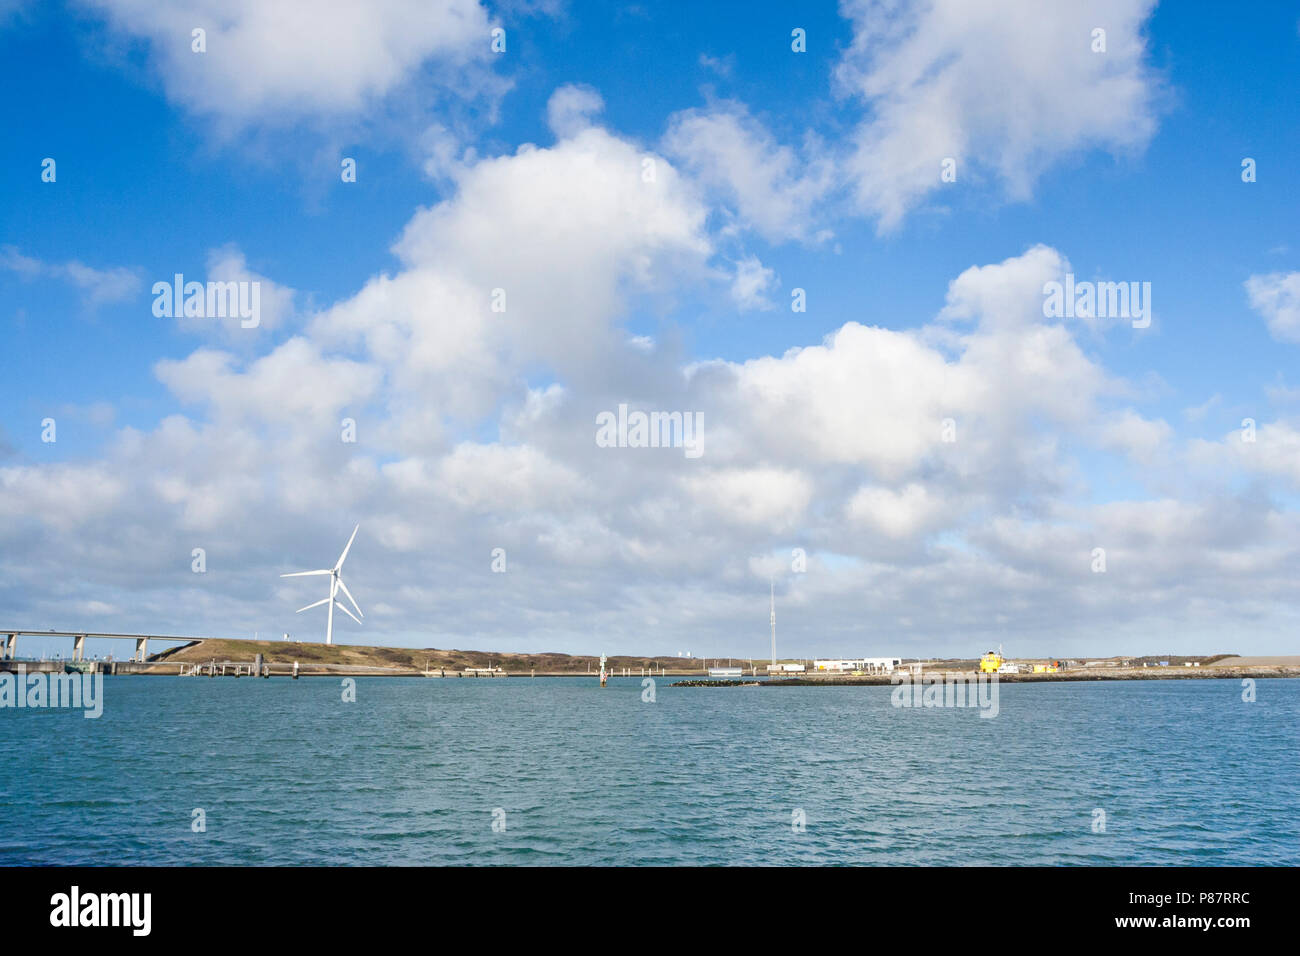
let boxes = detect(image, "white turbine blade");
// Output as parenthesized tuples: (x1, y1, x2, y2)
(335, 525, 359, 571)
(336, 577, 363, 618)
(281, 569, 330, 578)
(296, 597, 331, 614)
(334, 600, 361, 625)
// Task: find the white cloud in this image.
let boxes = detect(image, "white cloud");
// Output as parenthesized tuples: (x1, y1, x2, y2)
(1245, 271, 1300, 343)
(1189, 420, 1300, 488)
(0, 463, 128, 532)
(433, 443, 587, 513)
(662, 103, 835, 243)
(60, 261, 143, 306)
(1, 245, 141, 307)
(836, 0, 1161, 230)
(729, 255, 777, 311)
(698, 53, 734, 79)
(383, 125, 713, 380)
(6, 116, 1300, 657)
(681, 467, 812, 529)
(79, 0, 492, 121)
(847, 483, 942, 539)
(546, 84, 604, 139)
(154, 338, 381, 425)
(165, 245, 298, 340)
(1097, 409, 1172, 463)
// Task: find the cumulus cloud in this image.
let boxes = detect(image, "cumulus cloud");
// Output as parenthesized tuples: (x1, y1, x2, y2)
(160, 245, 298, 341)
(78, 0, 493, 121)
(154, 338, 381, 425)
(1097, 409, 1172, 464)
(847, 483, 942, 539)
(835, 0, 1161, 230)
(379, 125, 714, 382)
(663, 102, 835, 243)
(546, 84, 604, 139)
(1189, 419, 1300, 489)
(4, 110, 1298, 657)
(729, 255, 778, 311)
(681, 467, 812, 530)
(1245, 271, 1300, 343)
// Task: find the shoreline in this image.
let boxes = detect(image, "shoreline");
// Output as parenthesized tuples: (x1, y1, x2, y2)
(4, 634, 1296, 683)
(758, 665, 1300, 686)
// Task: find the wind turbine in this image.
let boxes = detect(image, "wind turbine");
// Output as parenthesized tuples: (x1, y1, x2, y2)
(281, 525, 363, 645)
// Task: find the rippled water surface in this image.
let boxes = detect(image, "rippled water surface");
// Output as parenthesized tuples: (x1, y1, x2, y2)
(2, 675, 1296, 865)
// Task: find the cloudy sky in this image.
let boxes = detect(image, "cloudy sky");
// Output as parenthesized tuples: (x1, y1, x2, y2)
(2, 1, 1298, 660)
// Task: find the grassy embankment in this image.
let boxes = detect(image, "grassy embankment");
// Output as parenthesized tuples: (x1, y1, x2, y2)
(147, 638, 718, 675)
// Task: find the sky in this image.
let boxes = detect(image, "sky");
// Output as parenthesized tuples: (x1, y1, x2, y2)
(1, 0, 1298, 662)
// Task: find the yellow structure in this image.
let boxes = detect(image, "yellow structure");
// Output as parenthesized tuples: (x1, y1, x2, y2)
(979, 650, 1004, 673)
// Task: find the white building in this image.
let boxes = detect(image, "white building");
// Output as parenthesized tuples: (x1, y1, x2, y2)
(813, 657, 901, 674)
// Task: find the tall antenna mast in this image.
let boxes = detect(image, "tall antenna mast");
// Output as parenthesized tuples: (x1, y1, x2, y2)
(770, 577, 776, 666)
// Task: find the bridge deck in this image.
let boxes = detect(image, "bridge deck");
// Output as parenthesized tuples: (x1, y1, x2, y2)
(0, 629, 206, 641)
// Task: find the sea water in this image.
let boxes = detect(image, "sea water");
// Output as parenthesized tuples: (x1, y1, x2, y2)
(1, 676, 1295, 865)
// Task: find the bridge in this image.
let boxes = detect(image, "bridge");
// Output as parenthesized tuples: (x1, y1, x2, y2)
(0, 629, 198, 664)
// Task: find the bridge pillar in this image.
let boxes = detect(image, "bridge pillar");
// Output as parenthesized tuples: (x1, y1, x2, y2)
(73, 634, 86, 662)
(3, 634, 14, 660)
(135, 637, 149, 663)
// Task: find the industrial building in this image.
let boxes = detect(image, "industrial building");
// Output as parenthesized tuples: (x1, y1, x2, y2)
(812, 657, 902, 674)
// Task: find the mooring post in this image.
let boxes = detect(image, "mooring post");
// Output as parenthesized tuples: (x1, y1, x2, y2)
(293, 661, 299, 680)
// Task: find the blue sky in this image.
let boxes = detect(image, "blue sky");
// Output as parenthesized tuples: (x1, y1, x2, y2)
(2, 1, 1299, 661)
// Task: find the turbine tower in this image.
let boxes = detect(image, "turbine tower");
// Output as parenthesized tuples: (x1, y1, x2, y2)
(281, 525, 363, 645)
(770, 577, 776, 667)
